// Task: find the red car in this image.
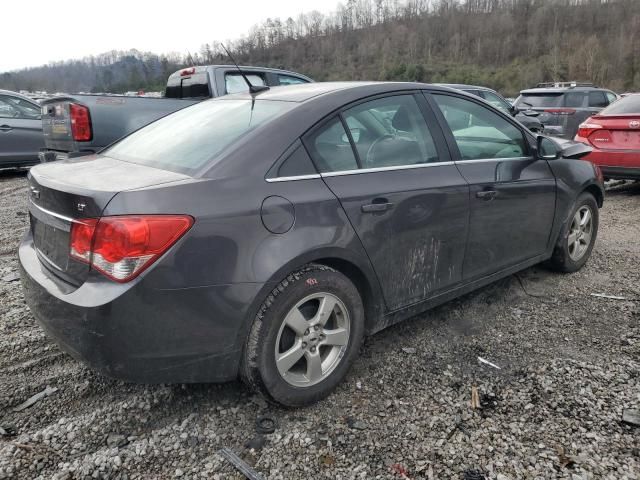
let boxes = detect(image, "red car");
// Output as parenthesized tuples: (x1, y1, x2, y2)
(575, 94, 640, 180)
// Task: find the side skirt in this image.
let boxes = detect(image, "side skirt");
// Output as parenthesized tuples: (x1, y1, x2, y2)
(371, 253, 550, 335)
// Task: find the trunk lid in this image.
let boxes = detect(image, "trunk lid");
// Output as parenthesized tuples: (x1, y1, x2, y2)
(587, 115, 640, 150)
(27, 155, 190, 287)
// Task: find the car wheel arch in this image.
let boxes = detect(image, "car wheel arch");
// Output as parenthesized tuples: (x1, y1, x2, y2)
(583, 183, 604, 208)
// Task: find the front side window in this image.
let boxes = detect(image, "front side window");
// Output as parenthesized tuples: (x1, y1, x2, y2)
(605, 92, 618, 104)
(225, 73, 266, 94)
(105, 99, 294, 175)
(433, 94, 527, 160)
(0, 95, 40, 119)
(343, 95, 438, 168)
(277, 74, 308, 86)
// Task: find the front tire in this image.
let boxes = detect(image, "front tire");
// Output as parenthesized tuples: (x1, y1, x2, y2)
(241, 264, 364, 407)
(547, 192, 599, 272)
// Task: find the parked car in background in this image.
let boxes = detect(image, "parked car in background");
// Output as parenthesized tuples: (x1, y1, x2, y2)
(20, 82, 603, 407)
(513, 82, 619, 139)
(437, 84, 544, 133)
(575, 94, 640, 180)
(0, 90, 44, 168)
(39, 65, 312, 162)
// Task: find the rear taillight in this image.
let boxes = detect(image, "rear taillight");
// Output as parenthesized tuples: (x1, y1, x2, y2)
(69, 103, 92, 141)
(70, 215, 194, 282)
(544, 108, 576, 115)
(577, 122, 604, 138)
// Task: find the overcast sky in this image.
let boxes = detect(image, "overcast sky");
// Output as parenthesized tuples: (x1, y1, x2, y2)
(1, 0, 337, 73)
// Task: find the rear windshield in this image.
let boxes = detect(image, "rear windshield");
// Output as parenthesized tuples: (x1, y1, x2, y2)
(165, 72, 210, 99)
(600, 95, 640, 115)
(517, 93, 563, 108)
(104, 99, 294, 175)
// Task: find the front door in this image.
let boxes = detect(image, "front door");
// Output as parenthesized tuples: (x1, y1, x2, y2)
(429, 92, 556, 281)
(304, 93, 470, 311)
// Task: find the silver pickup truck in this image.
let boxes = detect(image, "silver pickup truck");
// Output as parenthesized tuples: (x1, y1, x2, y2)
(39, 65, 312, 161)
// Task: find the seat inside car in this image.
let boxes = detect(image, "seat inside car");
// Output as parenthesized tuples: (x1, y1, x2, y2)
(365, 105, 428, 167)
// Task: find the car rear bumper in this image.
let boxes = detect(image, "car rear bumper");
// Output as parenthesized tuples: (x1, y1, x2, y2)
(583, 149, 640, 179)
(19, 229, 263, 383)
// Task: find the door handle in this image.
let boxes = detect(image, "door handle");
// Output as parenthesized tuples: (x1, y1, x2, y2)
(0, 125, 12, 132)
(476, 190, 498, 200)
(361, 200, 394, 213)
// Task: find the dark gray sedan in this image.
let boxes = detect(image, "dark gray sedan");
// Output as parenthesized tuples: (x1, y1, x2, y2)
(0, 89, 44, 167)
(20, 82, 603, 406)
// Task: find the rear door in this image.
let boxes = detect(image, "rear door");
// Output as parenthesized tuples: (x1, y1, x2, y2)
(0, 94, 43, 163)
(428, 91, 556, 281)
(304, 93, 469, 311)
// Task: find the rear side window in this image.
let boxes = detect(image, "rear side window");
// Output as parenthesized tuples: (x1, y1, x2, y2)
(105, 99, 294, 175)
(165, 72, 210, 99)
(600, 94, 640, 115)
(225, 73, 266, 94)
(564, 92, 586, 108)
(305, 117, 359, 173)
(588, 91, 607, 108)
(433, 94, 527, 160)
(342, 95, 439, 168)
(277, 74, 308, 86)
(518, 94, 562, 108)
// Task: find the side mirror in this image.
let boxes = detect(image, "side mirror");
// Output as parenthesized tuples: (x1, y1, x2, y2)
(537, 136, 561, 160)
(537, 136, 593, 160)
(509, 105, 518, 116)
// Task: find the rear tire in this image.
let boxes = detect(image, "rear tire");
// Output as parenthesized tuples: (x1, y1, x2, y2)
(241, 264, 364, 407)
(547, 192, 598, 273)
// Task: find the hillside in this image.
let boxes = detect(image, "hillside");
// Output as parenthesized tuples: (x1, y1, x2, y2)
(1, 0, 638, 96)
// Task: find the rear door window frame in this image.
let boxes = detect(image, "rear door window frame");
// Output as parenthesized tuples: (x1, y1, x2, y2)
(301, 91, 453, 176)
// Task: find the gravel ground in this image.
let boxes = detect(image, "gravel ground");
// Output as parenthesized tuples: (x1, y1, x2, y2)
(0, 169, 638, 480)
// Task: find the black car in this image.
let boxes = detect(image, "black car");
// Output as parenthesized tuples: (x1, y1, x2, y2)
(436, 83, 544, 133)
(514, 82, 619, 139)
(20, 82, 603, 406)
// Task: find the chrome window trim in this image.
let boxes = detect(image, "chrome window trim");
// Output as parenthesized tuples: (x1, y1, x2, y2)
(265, 173, 322, 183)
(321, 161, 456, 177)
(29, 198, 75, 223)
(265, 156, 535, 182)
(453, 156, 533, 164)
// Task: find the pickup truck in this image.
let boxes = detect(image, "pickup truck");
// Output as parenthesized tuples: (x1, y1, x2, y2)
(39, 65, 312, 161)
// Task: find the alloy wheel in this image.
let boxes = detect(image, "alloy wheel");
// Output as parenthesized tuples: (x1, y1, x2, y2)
(568, 205, 593, 261)
(274, 292, 350, 387)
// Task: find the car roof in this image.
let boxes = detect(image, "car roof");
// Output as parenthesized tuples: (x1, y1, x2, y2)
(219, 81, 459, 103)
(435, 83, 495, 92)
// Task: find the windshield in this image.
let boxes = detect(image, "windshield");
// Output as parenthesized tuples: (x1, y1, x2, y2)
(517, 93, 563, 108)
(104, 99, 294, 175)
(600, 95, 640, 115)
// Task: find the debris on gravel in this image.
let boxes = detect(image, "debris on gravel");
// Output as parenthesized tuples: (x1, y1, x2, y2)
(1, 171, 639, 479)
